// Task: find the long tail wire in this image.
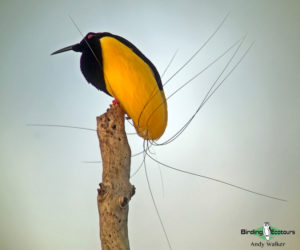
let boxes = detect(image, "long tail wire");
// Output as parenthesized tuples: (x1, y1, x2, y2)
(143, 140, 173, 249)
(152, 36, 248, 146)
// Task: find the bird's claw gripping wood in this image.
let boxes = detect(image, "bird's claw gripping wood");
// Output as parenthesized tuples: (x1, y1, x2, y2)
(112, 99, 118, 105)
(96, 102, 134, 250)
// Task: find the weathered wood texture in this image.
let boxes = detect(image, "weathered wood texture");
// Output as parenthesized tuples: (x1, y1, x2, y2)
(96, 103, 135, 250)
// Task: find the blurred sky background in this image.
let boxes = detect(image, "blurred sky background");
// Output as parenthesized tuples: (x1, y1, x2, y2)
(0, 0, 299, 249)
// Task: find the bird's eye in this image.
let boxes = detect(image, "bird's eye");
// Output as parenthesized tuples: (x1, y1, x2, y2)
(88, 34, 93, 39)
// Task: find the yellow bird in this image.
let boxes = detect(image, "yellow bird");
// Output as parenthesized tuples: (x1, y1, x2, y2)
(52, 32, 167, 140)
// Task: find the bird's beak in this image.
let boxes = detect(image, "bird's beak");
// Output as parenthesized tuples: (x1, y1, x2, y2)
(51, 43, 80, 55)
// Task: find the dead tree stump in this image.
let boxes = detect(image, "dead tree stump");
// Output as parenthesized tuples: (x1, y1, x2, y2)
(96, 103, 135, 250)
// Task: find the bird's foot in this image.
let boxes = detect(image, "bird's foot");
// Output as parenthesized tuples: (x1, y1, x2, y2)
(112, 99, 118, 105)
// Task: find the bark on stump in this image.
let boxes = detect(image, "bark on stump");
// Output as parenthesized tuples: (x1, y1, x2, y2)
(96, 103, 135, 250)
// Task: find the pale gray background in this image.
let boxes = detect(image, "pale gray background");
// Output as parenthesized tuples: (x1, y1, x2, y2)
(0, 0, 299, 249)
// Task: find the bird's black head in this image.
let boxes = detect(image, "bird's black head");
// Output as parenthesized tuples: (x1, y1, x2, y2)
(51, 32, 110, 95)
(51, 32, 99, 55)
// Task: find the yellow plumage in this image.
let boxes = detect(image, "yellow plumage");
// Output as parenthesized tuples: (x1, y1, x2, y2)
(100, 37, 167, 140)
